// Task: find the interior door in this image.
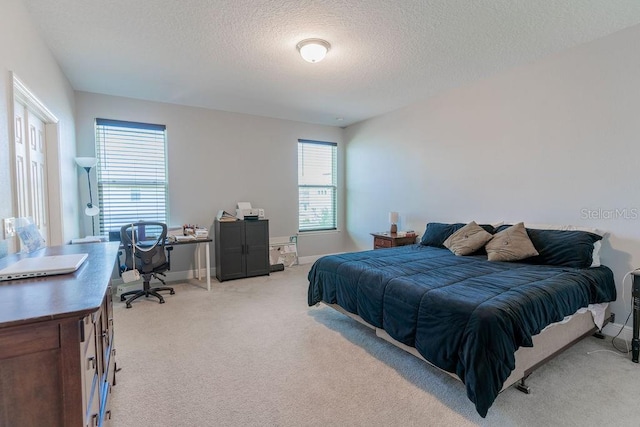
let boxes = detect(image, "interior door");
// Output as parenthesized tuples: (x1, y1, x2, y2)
(13, 100, 29, 219)
(13, 100, 50, 245)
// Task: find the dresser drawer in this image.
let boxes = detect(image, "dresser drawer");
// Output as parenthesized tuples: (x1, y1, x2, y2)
(374, 237, 391, 248)
(81, 312, 97, 343)
(81, 319, 99, 427)
(100, 381, 114, 427)
(85, 378, 100, 427)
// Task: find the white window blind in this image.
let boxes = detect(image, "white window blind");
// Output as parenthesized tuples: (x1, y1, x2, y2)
(95, 118, 168, 235)
(298, 139, 337, 232)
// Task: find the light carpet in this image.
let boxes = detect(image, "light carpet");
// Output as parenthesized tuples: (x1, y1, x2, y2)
(111, 264, 639, 426)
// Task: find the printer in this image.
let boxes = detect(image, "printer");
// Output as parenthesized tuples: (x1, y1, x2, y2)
(235, 202, 265, 220)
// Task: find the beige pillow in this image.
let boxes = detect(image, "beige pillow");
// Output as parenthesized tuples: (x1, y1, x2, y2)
(485, 222, 539, 262)
(443, 221, 493, 256)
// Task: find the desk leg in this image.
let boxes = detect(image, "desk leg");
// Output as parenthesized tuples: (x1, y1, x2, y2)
(633, 275, 639, 363)
(196, 243, 202, 280)
(205, 242, 211, 291)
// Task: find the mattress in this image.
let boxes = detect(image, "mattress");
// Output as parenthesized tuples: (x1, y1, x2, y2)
(307, 244, 616, 417)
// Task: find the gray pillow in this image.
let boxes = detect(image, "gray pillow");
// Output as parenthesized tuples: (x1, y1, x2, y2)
(443, 221, 493, 256)
(486, 222, 539, 262)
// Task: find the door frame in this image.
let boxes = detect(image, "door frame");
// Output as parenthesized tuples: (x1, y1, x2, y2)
(9, 72, 63, 246)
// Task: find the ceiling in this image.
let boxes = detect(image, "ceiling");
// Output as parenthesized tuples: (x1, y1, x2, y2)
(23, 0, 640, 127)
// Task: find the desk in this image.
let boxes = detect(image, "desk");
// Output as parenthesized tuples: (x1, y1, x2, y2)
(121, 237, 213, 291)
(167, 238, 212, 291)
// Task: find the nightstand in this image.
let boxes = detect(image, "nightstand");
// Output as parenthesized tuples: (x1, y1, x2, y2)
(371, 232, 416, 249)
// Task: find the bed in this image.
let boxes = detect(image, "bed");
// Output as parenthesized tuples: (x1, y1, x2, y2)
(307, 222, 617, 417)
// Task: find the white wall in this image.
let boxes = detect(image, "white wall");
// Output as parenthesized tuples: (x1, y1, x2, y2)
(0, 0, 79, 255)
(344, 24, 640, 328)
(74, 92, 345, 272)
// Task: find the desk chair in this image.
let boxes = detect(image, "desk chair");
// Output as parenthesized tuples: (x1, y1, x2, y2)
(119, 222, 174, 308)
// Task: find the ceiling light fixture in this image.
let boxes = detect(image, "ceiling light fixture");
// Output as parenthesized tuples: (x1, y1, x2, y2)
(296, 38, 331, 63)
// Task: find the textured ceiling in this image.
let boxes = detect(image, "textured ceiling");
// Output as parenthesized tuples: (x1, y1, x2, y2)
(22, 0, 640, 127)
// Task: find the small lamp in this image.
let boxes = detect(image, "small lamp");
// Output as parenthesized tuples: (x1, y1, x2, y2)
(75, 157, 99, 236)
(389, 212, 399, 234)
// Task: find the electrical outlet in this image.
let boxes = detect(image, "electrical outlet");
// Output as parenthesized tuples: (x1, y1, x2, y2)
(3, 217, 16, 240)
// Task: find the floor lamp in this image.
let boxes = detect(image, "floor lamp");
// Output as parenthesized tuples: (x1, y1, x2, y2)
(75, 157, 99, 236)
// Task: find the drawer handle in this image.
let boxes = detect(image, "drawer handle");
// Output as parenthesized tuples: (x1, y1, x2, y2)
(106, 410, 112, 420)
(87, 356, 96, 370)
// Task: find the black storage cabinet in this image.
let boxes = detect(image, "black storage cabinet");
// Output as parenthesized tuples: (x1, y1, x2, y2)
(215, 219, 270, 282)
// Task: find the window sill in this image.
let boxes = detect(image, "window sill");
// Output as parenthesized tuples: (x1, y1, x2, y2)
(297, 229, 341, 236)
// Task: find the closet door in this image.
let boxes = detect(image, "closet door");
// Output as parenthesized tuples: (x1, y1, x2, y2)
(13, 101, 50, 244)
(26, 109, 49, 242)
(13, 100, 29, 220)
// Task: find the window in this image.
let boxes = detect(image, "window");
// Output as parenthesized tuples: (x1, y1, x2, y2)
(298, 139, 337, 232)
(95, 118, 168, 235)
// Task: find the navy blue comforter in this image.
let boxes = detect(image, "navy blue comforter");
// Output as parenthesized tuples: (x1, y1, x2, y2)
(307, 245, 616, 417)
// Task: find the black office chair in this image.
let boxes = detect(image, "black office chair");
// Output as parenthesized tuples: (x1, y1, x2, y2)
(119, 222, 174, 308)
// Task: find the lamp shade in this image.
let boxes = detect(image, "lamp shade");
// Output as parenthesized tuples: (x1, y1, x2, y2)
(75, 157, 97, 168)
(389, 212, 399, 224)
(297, 39, 330, 63)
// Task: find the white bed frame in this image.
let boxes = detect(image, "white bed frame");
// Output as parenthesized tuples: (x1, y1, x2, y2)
(324, 302, 611, 393)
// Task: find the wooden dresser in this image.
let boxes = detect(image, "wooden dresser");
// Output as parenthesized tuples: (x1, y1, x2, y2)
(0, 242, 120, 427)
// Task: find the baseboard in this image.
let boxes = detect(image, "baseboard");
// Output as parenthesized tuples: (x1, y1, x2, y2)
(298, 255, 321, 265)
(111, 267, 213, 287)
(602, 322, 633, 341)
(298, 252, 346, 265)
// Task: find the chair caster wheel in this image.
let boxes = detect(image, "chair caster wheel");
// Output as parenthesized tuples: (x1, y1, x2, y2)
(170, 290, 175, 295)
(120, 295, 125, 301)
(126, 304, 132, 309)
(159, 299, 165, 304)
